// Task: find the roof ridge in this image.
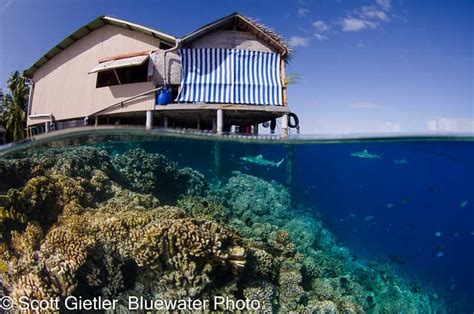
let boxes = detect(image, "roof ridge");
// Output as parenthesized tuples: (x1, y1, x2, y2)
(25, 15, 176, 77)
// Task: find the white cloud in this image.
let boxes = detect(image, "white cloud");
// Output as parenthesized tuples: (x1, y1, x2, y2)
(297, 8, 311, 17)
(427, 118, 474, 132)
(289, 36, 310, 47)
(313, 20, 328, 33)
(313, 20, 329, 40)
(340, 0, 392, 32)
(293, 0, 395, 46)
(349, 101, 381, 109)
(376, 0, 391, 11)
(314, 34, 328, 41)
(360, 6, 390, 21)
(341, 17, 376, 32)
(380, 122, 401, 132)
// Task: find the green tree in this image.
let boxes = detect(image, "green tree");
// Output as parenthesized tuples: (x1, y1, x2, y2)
(1, 71, 29, 142)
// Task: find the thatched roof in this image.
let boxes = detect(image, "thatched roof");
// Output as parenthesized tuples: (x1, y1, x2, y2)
(181, 12, 292, 60)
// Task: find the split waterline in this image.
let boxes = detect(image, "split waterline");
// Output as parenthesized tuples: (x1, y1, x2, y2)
(0, 127, 473, 312)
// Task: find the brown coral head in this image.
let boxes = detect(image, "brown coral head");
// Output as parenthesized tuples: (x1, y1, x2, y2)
(276, 230, 291, 246)
(229, 246, 246, 274)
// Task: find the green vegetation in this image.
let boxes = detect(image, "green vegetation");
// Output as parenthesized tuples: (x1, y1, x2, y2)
(1, 71, 29, 142)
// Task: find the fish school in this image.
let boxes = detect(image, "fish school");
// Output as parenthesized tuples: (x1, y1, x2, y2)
(24, 13, 300, 137)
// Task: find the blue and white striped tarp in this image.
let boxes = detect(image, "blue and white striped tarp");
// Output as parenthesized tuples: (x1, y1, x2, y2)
(177, 48, 282, 105)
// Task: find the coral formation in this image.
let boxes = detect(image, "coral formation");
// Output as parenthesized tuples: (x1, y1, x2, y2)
(0, 145, 445, 313)
(112, 148, 207, 202)
(217, 170, 444, 313)
(177, 195, 229, 223)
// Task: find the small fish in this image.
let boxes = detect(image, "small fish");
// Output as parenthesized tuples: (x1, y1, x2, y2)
(240, 154, 285, 167)
(435, 231, 442, 237)
(460, 200, 468, 208)
(428, 185, 440, 194)
(350, 149, 381, 159)
(401, 197, 411, 204)
(437, 252, 445, 258)
(365, 215, 375, 222)
(386, 203, 395, 208)
(393, 158, 408, 164)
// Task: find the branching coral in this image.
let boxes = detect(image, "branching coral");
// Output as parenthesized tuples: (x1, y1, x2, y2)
(2, 205, 247, 306)
(5, 173, 92, 231)
(112, 148, 208, 203)
(243, 281, 275, 313)
(0, 145, 445, 313)
(177, 195, 229, 223)
(278, 260, 305, 311)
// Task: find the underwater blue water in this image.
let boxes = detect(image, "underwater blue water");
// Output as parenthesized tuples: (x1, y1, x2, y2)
(133, 135, 474, 309)
(2, 130, 473, 310)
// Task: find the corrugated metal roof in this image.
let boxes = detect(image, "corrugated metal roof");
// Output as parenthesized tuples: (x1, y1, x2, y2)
(25, 16, 176, 77)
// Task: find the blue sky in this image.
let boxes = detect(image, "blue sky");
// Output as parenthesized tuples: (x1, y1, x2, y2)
(0, 0, 472, 134)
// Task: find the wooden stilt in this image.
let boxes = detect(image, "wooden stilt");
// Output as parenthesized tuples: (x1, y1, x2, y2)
(212, 117, 217, 133)
(146, 110, 153, 130)
(253, 122, 259, 135)
(217, 109, 224, 134)
(281, 114, 289, 137)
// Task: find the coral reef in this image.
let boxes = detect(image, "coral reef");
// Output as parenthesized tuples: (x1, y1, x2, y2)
(217, 171, 445, 313)
(111, 148, 207, 202)
(0, 146, 445, 313)
(177, 195, 229, 223)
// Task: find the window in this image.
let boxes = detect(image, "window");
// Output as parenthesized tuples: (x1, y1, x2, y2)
(96, 62, 148, 88)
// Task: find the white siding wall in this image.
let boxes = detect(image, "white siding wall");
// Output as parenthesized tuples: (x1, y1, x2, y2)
(28, 25, 161, 126)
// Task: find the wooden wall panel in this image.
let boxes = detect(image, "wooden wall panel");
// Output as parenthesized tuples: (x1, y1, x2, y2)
(28, 25, 161, 126)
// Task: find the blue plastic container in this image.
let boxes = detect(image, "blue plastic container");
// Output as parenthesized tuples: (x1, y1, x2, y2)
(156, 87, 172, 105)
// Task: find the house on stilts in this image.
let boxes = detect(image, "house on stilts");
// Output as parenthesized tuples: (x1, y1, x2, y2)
(24, 12, 297, 137)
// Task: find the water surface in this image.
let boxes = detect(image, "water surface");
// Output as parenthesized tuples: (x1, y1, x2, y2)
(0, 128, 472, 312)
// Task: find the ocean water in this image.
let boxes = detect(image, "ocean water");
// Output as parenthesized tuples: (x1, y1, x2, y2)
(0, 129, 472, 313)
